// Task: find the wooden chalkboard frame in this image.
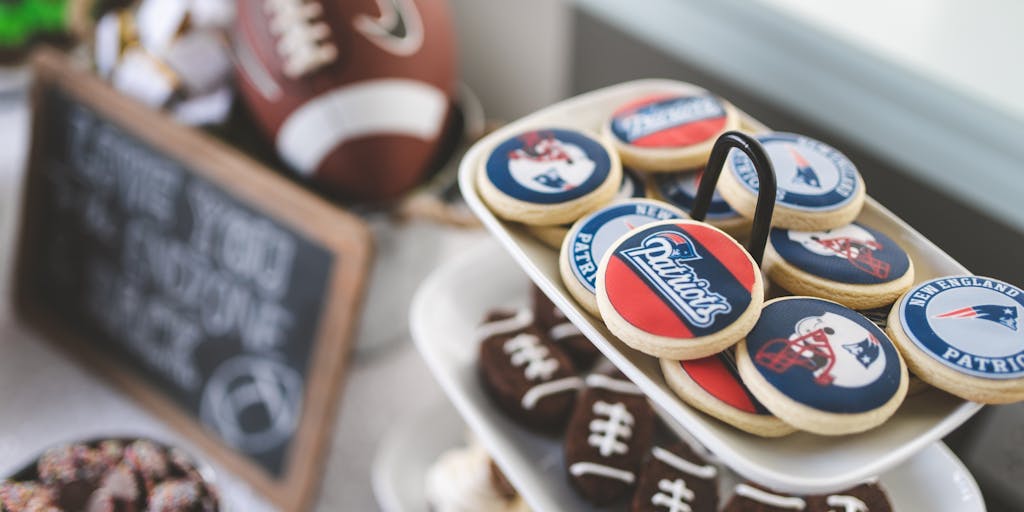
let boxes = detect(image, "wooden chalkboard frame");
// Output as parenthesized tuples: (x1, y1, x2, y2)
(11, 48, 373, 511)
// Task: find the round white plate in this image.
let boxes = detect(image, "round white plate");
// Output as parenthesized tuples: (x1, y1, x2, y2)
(455, 78, 983, 493)
(409, 239, 986, 510)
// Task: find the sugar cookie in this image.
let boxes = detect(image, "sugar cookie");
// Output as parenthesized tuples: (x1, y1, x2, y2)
(597, 219, 763, 360)
(653, 169, 752, 238)
(736, 297, 908, 435)
(719, 133, 865, 231)
(660, 350, 796, 437)
(478, 128, 621, 225)
(764, 223, 914, 309)
(604, 91, 740, 172)
(561, 199, 687, 316)
(886, 275, 1024, 404)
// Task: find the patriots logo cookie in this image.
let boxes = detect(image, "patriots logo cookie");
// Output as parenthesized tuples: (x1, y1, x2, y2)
(887, 276, 1024, 404)
(597, 220, 763, 360)
(765, 223, 914, 310)
(560, 199, 686, 315)
(737, 297, 907, 435)
(603, 90, 739, 172)
(478, 127, 621, 225)
(719, 132, 865, 231)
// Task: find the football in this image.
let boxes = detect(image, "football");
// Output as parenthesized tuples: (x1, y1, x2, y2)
(564, 373, 654, 505)
(477, 309, 581, 432)
(233, 0, 458, 201)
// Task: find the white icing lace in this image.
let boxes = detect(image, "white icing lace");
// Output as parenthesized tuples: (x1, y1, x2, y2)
(503, 334, 558, 381)
(827, 495, 868, 512)
(652, 478, 695, 512)
(588, 401, 634, 457)
(264, 0, 338, 77)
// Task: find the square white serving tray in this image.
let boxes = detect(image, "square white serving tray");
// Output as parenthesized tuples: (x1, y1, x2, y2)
(455, 79, 983, 493)
(407, 241, 986, 510)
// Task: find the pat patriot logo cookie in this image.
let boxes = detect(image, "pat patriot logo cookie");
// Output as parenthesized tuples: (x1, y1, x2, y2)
(730, 133, 859, 211)
(568, 200, 684, 294)
(486, 128, 612, 204)
(771, 223, 910, 285)
(900, 276, 1024, 379)
(682, 351, 772, 415)
(604, 222, 755, 338)
(748, 299, 901, 413)
(609, 94, 729, 148)
(655, 171, 740, 220)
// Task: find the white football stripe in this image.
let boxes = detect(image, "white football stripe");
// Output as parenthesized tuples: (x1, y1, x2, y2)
(277, 79, 448, 176)
(568, 462, 635, 483)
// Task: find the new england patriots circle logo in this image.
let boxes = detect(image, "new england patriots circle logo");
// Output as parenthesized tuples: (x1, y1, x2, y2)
(788, 145, 821, 188)
(754, 312, 885, 387)
(935, 305, 1019, 331)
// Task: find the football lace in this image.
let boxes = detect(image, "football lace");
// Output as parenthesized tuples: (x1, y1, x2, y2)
(264, 0, 338, 77)
(588, 400, 634, 457)
(502, 333, 559, 381)
(652, 478, 695, 512)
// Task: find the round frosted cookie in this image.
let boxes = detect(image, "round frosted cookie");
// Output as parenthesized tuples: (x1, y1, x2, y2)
(720, 132, 865, 231)
(596, 219, 764, 360)
(764, 223, 915, 309)
(477, 127, 621, 225)
(736, 297, 908, 435)
(618, 166, 649, 200)
(886, 276, 1024, 404)
(604, 91, 740, 172)
(653, 169, 752, 238)
(660, 350, 796, 437)
(561, 199, 687, 315)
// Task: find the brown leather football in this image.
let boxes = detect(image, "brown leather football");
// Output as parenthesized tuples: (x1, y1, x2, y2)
(233, 0, 458, 201)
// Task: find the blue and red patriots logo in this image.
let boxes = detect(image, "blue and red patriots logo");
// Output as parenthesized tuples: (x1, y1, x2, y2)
(619, 230, 728, 328)
(935, 305, 1018, 331)
(787, 145, 821, 188)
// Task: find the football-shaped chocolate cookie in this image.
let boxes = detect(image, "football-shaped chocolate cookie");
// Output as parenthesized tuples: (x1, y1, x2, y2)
(477, 309, 581, 432)
(233, 0, 458, 201)
(631, 442, 718, 512)
(805, 482, 891, 512)
(564, 373, 654, 505)
(532, 286, 602, 368)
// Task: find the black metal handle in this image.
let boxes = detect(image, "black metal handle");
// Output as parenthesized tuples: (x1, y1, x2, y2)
(691, 131, 776, 265)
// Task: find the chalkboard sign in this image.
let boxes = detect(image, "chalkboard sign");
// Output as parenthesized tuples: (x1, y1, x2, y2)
(13, 49, 372, 511)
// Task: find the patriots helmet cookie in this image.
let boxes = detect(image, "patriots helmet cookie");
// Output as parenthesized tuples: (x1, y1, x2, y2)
(719, 133, 865, 231)
(560, 199, 687, 316)
(597, 219, 764, 360)
(736, 297, 908, 435)
(477, 127, 621, 225)
(764, 223, 914, 309)
(660, 349, 795, 437)
(604, 89, 739, 172)
(887, 276, 1024, 404)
